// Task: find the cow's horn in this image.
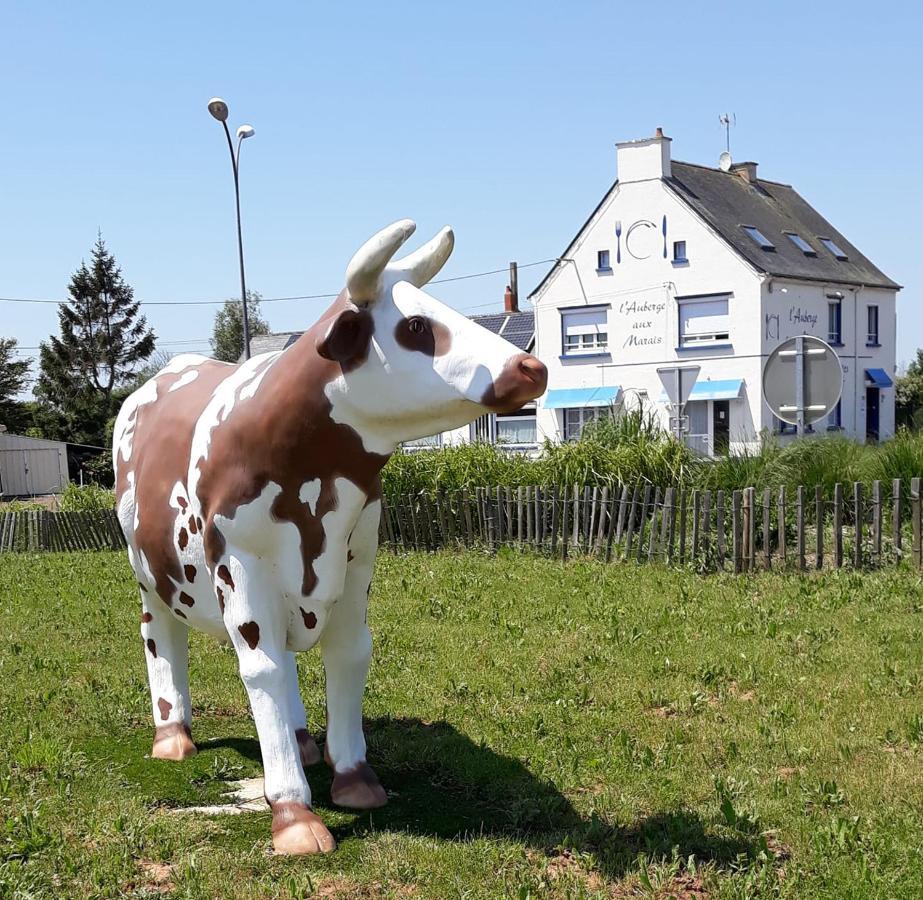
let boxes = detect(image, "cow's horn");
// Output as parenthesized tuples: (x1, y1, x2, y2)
(346, 219, 416, 303)
(389, 226, 455, 288)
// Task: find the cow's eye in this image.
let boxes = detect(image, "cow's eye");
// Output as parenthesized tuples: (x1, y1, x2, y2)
(408, 317, 426, 334)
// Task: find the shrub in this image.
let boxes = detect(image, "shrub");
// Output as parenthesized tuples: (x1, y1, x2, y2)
(58, 483, 115, 512)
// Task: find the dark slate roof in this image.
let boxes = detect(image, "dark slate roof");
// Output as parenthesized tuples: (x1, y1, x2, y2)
(667, 161, 899, 289)
(470, 310, 535, 351)
(238, 331, 303, 361)
(237, 311, 534, 363)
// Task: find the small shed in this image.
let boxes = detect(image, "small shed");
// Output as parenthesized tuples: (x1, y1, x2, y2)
(0, 431, 70, 497)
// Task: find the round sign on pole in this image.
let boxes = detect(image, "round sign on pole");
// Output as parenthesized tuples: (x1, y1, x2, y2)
(763, 335, 842, 427)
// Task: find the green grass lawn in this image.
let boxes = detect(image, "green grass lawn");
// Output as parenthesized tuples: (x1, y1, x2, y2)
(2, 550, 923, 898)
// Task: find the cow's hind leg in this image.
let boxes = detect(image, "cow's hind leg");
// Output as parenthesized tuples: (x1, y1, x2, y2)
(321, 501, 387, 810)
(222, 556, 334, 855)
(139, 590, 197, 760)
(283, 652, 321, 766)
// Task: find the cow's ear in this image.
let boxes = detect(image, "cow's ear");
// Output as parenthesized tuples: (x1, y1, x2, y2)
(316, 308, 373, 369)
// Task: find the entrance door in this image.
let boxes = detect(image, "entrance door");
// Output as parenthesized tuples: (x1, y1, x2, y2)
(713, 400, 730, 455)
(866, 388, 880, 443)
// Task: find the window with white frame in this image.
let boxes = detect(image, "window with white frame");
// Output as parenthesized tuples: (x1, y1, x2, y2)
(469, 414, 495, 443)
(495, 408, 537, 447)
(561, 307, 609, 356)
(828, 299, 842, 344)
(678, 295, 730, 347)
(563, 406, 611, 441)
(597, 249, 611, 270)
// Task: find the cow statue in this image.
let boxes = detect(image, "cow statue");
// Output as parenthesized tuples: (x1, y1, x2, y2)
(112, 220, 548, 854)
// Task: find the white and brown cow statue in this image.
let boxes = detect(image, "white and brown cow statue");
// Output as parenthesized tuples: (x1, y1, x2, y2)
(112, 219, 547, 854)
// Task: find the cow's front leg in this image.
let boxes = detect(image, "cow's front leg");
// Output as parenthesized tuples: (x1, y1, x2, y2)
(140, 592, 197, 760)
(321, 501, 387, 810)
(283, 651, 321, 766)
(223, 557, 335, 855)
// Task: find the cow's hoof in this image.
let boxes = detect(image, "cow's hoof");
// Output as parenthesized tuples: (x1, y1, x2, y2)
(295, 728, 321, 767)
(151, 723, 197, 761)
(271, 803, 336, 855)
(330, 762, 388, 810)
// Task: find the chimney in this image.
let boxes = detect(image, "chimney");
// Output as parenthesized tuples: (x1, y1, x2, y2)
(616, 126, 672, 183)
(505, 261, 519, 312)
(729, 161, 758, 184)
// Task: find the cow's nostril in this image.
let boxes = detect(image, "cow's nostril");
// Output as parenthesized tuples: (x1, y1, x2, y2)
(519, 356, 547, 385)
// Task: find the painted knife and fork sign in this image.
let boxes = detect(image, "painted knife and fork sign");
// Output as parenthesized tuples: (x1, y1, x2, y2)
(614, 215, 668, 262)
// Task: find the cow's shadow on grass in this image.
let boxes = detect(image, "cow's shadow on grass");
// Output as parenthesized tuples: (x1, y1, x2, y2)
(206, 716, 765, 880)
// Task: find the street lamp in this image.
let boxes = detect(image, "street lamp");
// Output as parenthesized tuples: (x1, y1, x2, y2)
(208, 97, 256, 360)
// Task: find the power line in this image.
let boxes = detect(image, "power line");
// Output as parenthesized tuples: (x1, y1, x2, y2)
(0, 257, 556, 309)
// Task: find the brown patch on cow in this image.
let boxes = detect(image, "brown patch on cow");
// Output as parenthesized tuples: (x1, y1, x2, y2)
(481, 351, 548, 413)
(238, 621, 260, 649)
(183, 564, 196, 582)
(188, 515, 197, 535)
(394, 315, 452, 358)
(141, 611, 153, 624)
(177, 527, 188, 550)
(138, 581, 148, 592)
(157, 697, 173, 721)
(300, 607, 318, 629)
(113, 359, 231, 607)
(146, 638, 157, 657)
(216, 586, 225, 613)
(347, 549, 355, 562)
(217, 564, 235, 591)
(179, 591, 195, 607)
(174, 609, 187, 619)
(177, 496, 188, 510)
(196, 516, 203, 532)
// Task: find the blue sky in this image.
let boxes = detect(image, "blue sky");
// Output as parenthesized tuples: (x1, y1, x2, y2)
(2, 0, 920, 386)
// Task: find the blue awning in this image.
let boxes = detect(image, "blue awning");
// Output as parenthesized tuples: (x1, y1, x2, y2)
(659, 378, 744, 402)
(543, 386, 621, 409)
(865, 368, 893, 388)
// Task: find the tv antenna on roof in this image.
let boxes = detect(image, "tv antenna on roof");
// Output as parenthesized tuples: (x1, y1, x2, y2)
(718, 113, 736, 153)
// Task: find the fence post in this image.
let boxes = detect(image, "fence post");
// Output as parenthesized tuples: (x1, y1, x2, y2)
(561, 485, 570, 562)
(762, 487, 771, 570)
(716, 490, 726, 569)
(647, 487, 661, 562)
(702, 490, 712, 567)
(596, 486, 609, 555)
(605, 487, 619, 563)
(834, 483, 844, 568)
(777, 486, 787, 568)
(691, 490, 701, 561)
(550, 485, 560, 557)
(853, 481, 863, 569)
(872, 480, 882, 562)
(678, 489, 688, 564)
(732, 490, 742, 574)
(815, 485, 824, 570)
(893, 478, 902, 560)
(912, 477, 921, 568)
(624, 485, 640, 561)
(796, 485, 806, 571)
(636, 485, 652, 563)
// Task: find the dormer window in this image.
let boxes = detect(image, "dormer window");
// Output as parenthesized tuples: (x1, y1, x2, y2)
(819, 237, 848, 260)
(741, 225, 775, 251)
(784, 232, 817, 256)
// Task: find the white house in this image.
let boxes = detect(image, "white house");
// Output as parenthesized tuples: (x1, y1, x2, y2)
(526, 128, 900, 454)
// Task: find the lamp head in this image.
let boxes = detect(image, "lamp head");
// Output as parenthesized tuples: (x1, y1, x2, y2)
(237, 124, 255, 139)
(207, 97, 229, 122)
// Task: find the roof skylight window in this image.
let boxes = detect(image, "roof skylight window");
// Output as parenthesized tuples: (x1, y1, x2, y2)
(741, 225, 775, 251)
(784, 232, 817, 256)
(819, 237, 848, 260)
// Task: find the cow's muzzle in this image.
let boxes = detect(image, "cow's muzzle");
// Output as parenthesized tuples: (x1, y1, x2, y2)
(481, 353, 548, 413)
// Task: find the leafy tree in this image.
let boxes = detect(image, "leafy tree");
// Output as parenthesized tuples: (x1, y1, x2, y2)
(0, 337, 32, 431)
(896, 349, 923, 430)
(35, 235, 156, 446)
(210, 291, 270, 362)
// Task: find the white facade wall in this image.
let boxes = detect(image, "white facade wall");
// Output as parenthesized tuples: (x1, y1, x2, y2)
(528, 138, 897, 452)
(0, 433, 70, 496)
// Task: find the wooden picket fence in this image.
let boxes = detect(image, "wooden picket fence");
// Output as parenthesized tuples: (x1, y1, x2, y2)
(0, 508, 126, 553)
(3, 478, 923, 573)
(380, 477, 923, 573)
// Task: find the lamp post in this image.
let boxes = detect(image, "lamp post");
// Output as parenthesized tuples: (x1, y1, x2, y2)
(208, 97, 255, 360)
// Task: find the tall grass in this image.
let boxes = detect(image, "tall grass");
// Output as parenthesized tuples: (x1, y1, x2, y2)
(382, 422, 923, 496)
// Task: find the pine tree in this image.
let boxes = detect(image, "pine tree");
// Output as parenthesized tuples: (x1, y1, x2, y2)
(210, 291, 271, 362)
(36, 235, 156, 445)
(0, 337, 31, 431)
